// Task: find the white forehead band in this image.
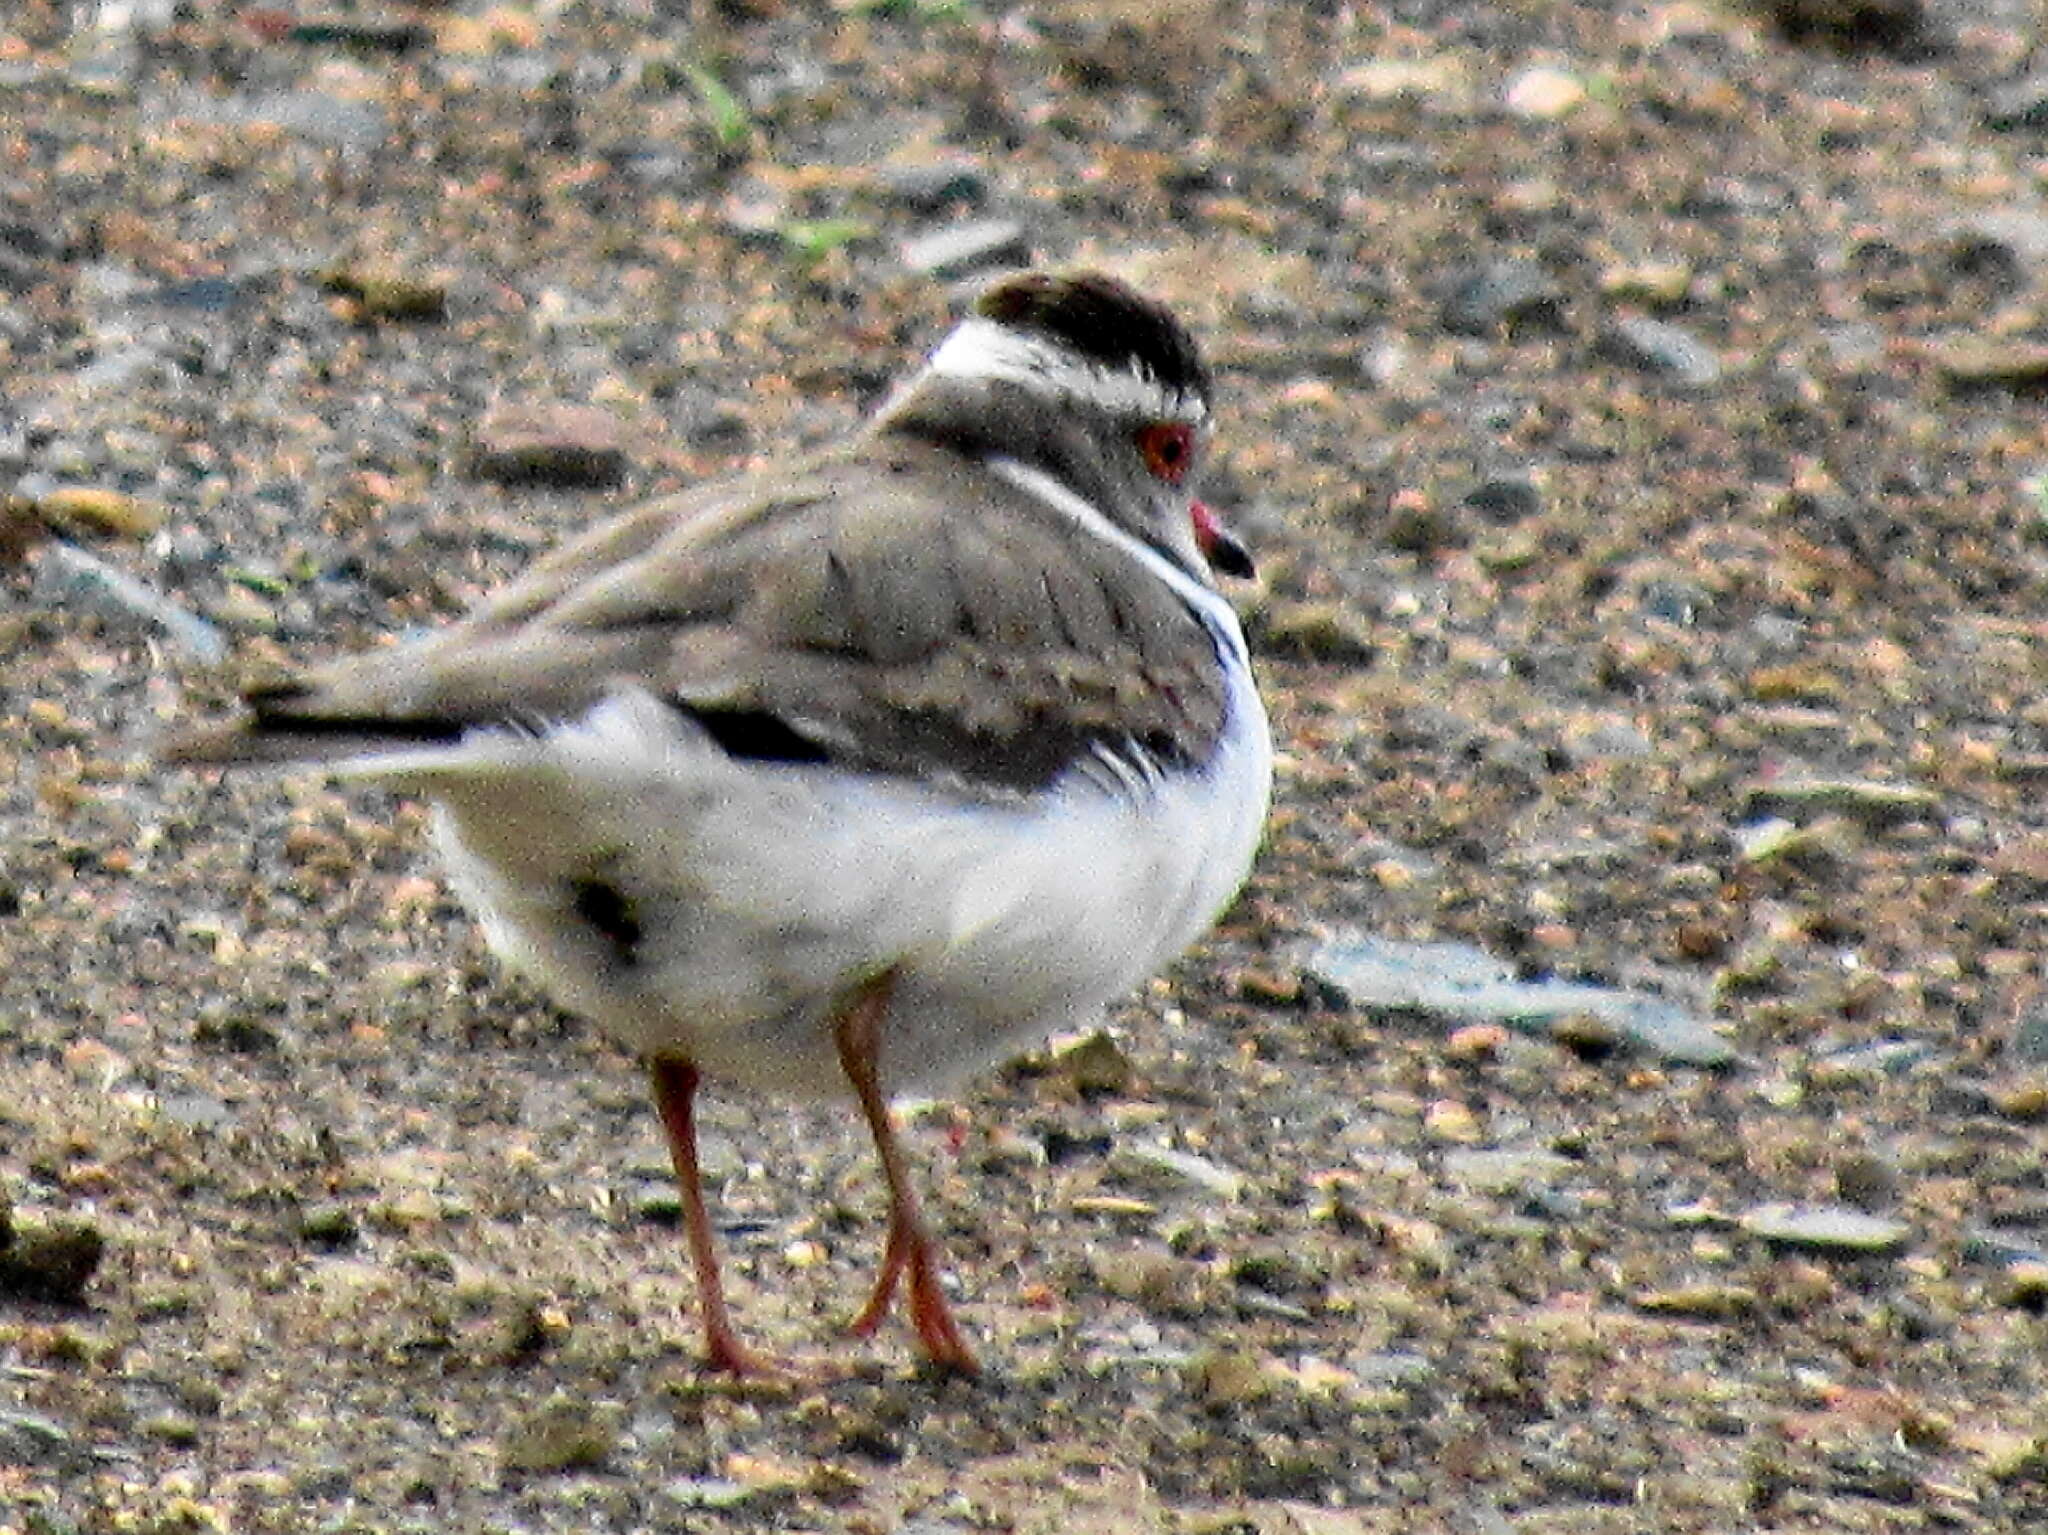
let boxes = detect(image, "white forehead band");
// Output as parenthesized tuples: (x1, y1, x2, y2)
(927, 316, 1208, 425)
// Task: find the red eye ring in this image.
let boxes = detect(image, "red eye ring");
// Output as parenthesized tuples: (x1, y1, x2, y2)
(1136, 422, 1196, 485)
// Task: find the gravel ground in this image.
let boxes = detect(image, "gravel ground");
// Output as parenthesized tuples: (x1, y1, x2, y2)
(5, 1, 2048, 1530)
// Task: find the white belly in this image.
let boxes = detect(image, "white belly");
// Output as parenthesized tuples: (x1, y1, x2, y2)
(373, 673, 1269, 1101)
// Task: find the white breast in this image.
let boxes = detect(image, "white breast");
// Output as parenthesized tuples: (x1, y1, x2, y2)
(413, 651, 1269, 1100)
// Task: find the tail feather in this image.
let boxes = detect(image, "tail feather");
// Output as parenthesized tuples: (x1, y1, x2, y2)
(159, 708, 469, 768)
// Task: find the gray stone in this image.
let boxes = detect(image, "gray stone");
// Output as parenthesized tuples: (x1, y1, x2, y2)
(1599, 316, 1722, 388)
(0, 1410, 78, 1469)
(1743, 777, 1940, 826)
(1306, 933, 1736, 1067)
(1738, 1202, 1912, 1255)
(2012, 998, 2048, 1063)
(1984, 74, 2048, 131)
(1462, 473, 1544, 521)
(33, 540, 228, 662)
(877, 158, 989, 212)
(900, 218, 1031, 279)
(1440, 259, 1565, 338)
(1107, 1143, 1246, 1202)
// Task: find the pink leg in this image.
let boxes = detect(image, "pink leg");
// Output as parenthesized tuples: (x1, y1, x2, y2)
(833, 974, 979, 1375)
(647, 1057, 778, 1376)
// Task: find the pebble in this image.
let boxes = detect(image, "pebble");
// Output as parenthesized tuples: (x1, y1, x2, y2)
(499, 1393, 621, 1474)
(1056, 1030, 1134, 1094)
(1090, 1246, 1212, 1315)
(298, 1203, 360, 1250)
(1941, 211, 2048, 279)
(158, 87, 386, 151)
(1307, 933, 1737, 1067)
(1983, 74, 2048, 132)
(317, 266, 448, 323)
(1439, 259, 1565, 338)
(1107, 1143, 1246, 1202)
(1422, 1099, 1483, 1144)
(1503, 67, 1586, 120)
(1441, 1148, 1573, 1194)
(0, 1216, 106, 1302)
(2013, 1003, 2048, 1064)
(1746, 0, 1927, 53)
(0, 1409, 78, 1470)
(1743, 777, 1939, 827)
(1599, 260, 1693, 307)
(1250, 600, 1377, 663)
(875, 156, 989, 212)
(899, 218, 1031, 279)
(32, 540, 228, 661)
(1598, 315, 1722, 388)
(1931, 338, 2048, 392)
(1461, 473, 1544, 522)
(1963, 1226, 2048, 1268)
(1738, 1202, 1912, 1256)
(1340, 55, 1472, 104)
(471, 403, 631, 489)
(1633, 1284, 1759, 1320)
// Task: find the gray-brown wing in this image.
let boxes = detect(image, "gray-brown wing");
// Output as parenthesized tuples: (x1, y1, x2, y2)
(171, 436, 1228, 794)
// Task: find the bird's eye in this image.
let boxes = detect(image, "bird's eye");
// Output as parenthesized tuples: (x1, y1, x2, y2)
(1136, 422, 1195, 485)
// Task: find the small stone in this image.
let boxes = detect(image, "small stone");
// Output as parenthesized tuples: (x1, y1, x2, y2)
(0, 1217, 105, 1302)
(33, 540, 228, 661)
(1340, 55, 1473, 103)
(319, 266, 448, 322)
(1745, 0, 1927, 54)
(1739, 1202, 1911, 1255)
(298, 1203, 360, 1249)
(1598, 315, 1722, 387)
(36, 486, 159, 539)
(899, 218, 1031, 279)
(1600, 261, 1693, 307)
(499, 1392, 621, 1474)
(1932, 339, 2048, 393)
(0, 1409, 77, 1469)
(1833, 1152, 1900, 1208)
(1462, 473, 1544, 521)
(1090, 1246, 1213, 1315)
(1107, 1143, 1246, 1201)
(1232, 967, 1301, 1005)
(1422, 1099, 1483, 1144)
(1743, 777, 1938, 827)
(471, 403, 631, 489)
(1984, 75, 2048, 132)
(1441, 1148, 1572, 1193)
(2013, 1003, 2048, 1065)
(287, 16, 435, 53)
(1503, 66, 1586, 119)
(1444, 1023, 1508, 1061)
(1991, 1080, 2048, 1121)
(1251, 600, 1377, 663)
(1056, 1031, 1133, 1094)
(1549, 1011, 1624, 1057)
(1308, 933, 1736, 1067)
(140, 1412, 202, 1447)
(1440, 259, 1566, 338)
(1994, 1263, 2048, 1311)
(875, 155, 988, 212)
(1633, 1284, 1759, 1320)
(1381, 490, 1460, 553)
(1186, 1347, 1273, 1407)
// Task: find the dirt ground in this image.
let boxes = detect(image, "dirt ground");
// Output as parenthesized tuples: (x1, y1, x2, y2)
(4, 1, 2048, 1530)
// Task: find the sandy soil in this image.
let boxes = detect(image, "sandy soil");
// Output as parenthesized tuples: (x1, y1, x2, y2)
(3, 1, 2047, 1530)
